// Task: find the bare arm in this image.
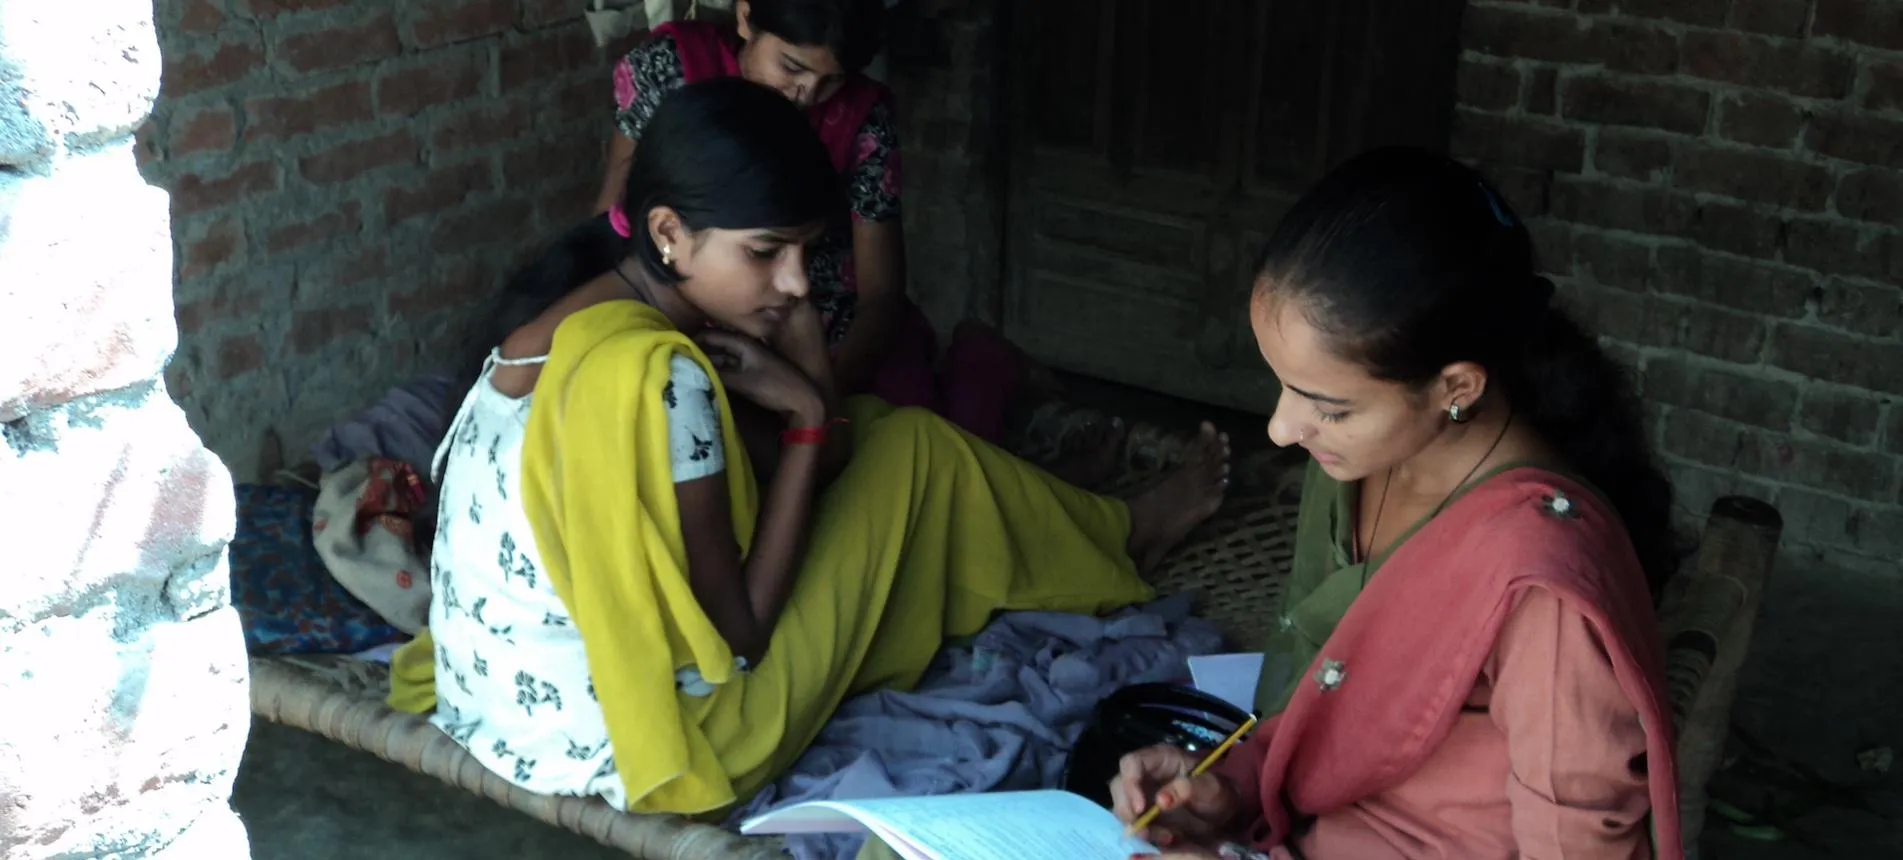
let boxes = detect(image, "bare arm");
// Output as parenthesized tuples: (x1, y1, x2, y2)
(830, 219, 908, 397)
(595, 133, 634, 215)
(676, 395, 827, 664)
(770, 304, 853, 482)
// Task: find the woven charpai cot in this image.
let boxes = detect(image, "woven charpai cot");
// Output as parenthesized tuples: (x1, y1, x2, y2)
(248, 401, 1777, 857)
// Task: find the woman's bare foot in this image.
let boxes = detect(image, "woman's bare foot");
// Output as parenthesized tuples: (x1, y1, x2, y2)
(1126, 423, 1231, 573)
(1045, 416, 1128, 490)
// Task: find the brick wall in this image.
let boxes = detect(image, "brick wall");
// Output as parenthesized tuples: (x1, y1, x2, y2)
(142, 0, 616, 480)
(1451, 0, 1902, 572)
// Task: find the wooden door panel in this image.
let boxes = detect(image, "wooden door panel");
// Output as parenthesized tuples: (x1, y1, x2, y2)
(1002, 0, 1464, 414)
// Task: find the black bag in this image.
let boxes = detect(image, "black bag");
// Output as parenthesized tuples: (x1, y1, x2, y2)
(1061, 682, 1255, 808)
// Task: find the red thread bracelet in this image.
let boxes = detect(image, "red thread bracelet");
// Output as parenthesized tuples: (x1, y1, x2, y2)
(781, 417, 848, 447)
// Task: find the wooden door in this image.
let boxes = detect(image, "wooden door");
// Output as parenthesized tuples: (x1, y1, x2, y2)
(1001, 0, 1466, 414)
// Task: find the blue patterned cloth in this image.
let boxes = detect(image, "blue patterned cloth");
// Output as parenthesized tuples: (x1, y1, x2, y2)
(229, 483, 408, 655)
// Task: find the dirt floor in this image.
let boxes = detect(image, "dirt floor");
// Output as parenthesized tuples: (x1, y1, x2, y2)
(229, 379, 1903, 859)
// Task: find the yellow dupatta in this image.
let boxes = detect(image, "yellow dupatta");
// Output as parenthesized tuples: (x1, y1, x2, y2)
(389, 299, 759, 813)
(523, 300, 758, 812)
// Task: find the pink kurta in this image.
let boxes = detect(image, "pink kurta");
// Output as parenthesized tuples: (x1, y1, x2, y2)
(1268, 588, 1653, 860)
(1214, 469, 1681, 860)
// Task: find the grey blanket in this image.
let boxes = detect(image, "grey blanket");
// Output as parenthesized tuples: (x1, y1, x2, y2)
(309, 374, 455, 475)
(730, 593, 1223, 860)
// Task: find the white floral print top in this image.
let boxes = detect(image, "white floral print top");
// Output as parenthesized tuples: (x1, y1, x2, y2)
(426, 349, 724, 808)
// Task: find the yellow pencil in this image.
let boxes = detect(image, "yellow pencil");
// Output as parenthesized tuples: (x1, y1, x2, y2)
(1125, 714, 1260, 838)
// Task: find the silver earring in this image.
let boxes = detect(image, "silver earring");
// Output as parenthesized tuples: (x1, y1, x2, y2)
(661, 245, 674, 266)
(1449, 402, 1472, 424)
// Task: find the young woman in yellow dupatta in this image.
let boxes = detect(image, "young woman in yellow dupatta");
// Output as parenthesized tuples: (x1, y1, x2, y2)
(391, 78, 1231, 818)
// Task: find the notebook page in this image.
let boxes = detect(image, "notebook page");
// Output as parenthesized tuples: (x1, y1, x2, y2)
(1187, 652, 1266, 713)
(742, 791, 1158, 860)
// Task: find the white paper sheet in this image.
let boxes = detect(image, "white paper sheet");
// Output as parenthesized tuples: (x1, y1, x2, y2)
(740, 790, 1158, 860)
(1188, 652, 1266, 714)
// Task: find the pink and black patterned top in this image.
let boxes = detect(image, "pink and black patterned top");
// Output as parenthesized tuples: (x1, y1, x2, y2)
(613, 23, 903, 346)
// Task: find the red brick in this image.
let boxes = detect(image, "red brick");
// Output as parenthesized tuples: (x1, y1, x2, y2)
(179, 217, 245, 280)
(551, 77, 601, 124)
(1784, 218, 1893, 281)
(290, 305, 374, 355)
(376, 46, 488, 118)
(1815, 0, 1903, 52)
(407, 0, 519, 48)
(300, 247, 395, 294)
(238, 0, 353, 17)
(171, 161, 280, 216)
(275, 12, 401, 76)
(499, 25, 598, 91)
(538, 175, 600, 228)
(1451, 110, 1585, 172)
(1672, 144, 1833, 211)
(431, 101, 533, 154)
(1463, 6, 1591, 63)
(176, 0, 225, 35)
(1549, 177, 1694, 234)
(1654, 245, 1813, 317)
(170, 103, 236, 157)
(1838, 169, 1903, 225)
(299, 131, 418, 185)
(384, 161, 495, 224)
(521, 0, 573, 30)
(175, 279, 265, 336)
(1715, 92, 1805, 149)
(1681, 31, 1857, 100)
(244, 80, 372, 143)
(1867, 59, 1903, 113)
(215, 334, 266, 380)
(1688, 200, 1785, 260)
(1593, 130, 1674, 181)
(1582, 0, 1730, 24)
(387, 259, 482, 319)
(1562, 75, 1710, 134)
(430, 198, 535, 253)
(1563, 283, 1680, 351)
(1588, 18, 1679, 75)
(502, 133, 603, 187)
(1771, 323, 1903, 395)
(1530, 221, 1576, 274)
(162, 33, 265, 96)
(1815, 278, 1903, 339)
(1731, 0, 1812, 36)
(1464, 10, 1676, 73)
(1455, 56, 1520, 111)
(1796, 386, 1883, 446)
(264, 202, 363, 253)
(1645, 358, 1799, 430)
(1742, 437, 1898, 501)
(1573, 231, 1653, 292)
(1525, 67, 1559, 115)
(1680, 302, 1772, 365)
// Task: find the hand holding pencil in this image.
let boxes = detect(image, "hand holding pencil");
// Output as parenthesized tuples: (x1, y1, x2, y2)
(1108, 715, 1258, 852)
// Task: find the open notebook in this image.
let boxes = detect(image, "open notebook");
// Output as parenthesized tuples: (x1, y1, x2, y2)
(739, 790, 1160, 860)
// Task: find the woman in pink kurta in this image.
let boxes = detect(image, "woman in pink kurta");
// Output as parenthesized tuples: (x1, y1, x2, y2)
(1108, 148, 1684, 860)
